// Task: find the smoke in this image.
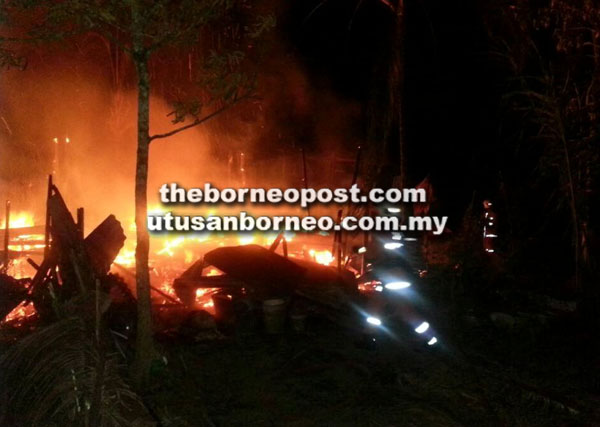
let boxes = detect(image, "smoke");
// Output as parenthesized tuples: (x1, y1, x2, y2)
(0, 31, 361, 233)
(0, 56, 247, 229)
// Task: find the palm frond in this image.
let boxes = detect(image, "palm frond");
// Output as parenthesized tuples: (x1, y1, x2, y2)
(0, 317, 148, 426)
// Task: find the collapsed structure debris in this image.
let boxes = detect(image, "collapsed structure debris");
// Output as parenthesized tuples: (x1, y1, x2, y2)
(2, 172, 367, 338)
(1, 177, 127, 325)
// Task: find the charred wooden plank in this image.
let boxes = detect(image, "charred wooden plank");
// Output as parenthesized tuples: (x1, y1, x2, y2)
(269, 232, 284, 252)
(84, 214, 126, 276)
(150, 285, 183, 305)
(30, 256, 55, 289)
(44, 174, 52, 258)
(27, 258, 40, 270)
(77, 207, 84, 239)
(48, 185, 95, 294)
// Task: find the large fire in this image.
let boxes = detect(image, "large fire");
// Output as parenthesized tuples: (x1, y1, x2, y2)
(2, 208, 336, 324)
(2, 211, 44, 281)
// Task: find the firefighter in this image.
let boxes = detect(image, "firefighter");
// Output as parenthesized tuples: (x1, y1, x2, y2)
(482, 199, 497, 254)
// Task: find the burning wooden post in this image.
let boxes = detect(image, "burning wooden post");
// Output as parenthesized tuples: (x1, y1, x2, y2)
(332, 145, 363, 272)
(351, 145, 362, 188)
(342, 145, 363, 265)
(2, 200, 10, 272)
(44, 175, 52, 258)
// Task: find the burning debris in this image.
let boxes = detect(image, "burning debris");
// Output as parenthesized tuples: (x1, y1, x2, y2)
(0, 179, 439, 355)
(0, 166, 439, 355)
(0, 178, 128, 326)
(0, 274, 29, 321)
(0, 178, 347, 332)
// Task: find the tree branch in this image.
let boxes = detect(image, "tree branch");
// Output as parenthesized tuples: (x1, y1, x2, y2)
(149, 94, 252, 142)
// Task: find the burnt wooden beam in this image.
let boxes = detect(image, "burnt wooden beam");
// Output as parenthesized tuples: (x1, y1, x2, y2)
(150, 284, 183, 305)
(269, 232, 284, 252)
(77, 207, 84, 239)
(27, 258, 40, 270)
(84, 214, 126, 276)
(48, 184, 96, 294)
(44, 175, 52, 258)
(2, 200, 10, 272)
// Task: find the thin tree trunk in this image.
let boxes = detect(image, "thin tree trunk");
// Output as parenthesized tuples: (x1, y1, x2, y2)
(131, 42, 154, 385)
(367, 1, 405, 189)
(394, 2, 406, 189)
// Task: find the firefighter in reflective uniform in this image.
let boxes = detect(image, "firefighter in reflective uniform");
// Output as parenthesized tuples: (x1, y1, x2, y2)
(482, 199, 497, 254)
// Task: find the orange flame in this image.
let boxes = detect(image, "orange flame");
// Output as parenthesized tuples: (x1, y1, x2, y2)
(1, 211, 35, 229)
(2, 301, 36, 325)
(309, 249, 335, 266)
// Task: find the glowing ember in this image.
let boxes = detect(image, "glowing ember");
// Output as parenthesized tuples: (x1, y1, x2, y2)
(195, 288, 219, 301)
(2, 300, 36, 325)
(195, 288, 219, 313)
(5, 258, 37, 279)
(358, 280, 383, 293)
(158, 280, 178, 299)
